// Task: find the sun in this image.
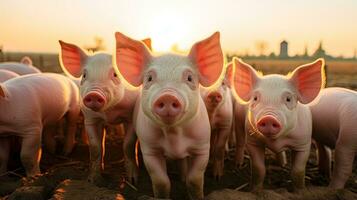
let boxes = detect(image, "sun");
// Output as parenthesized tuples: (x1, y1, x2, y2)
(148, 12, 190, 53)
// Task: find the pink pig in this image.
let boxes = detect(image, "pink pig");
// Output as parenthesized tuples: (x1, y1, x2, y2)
(200, 65, 233, 180)
(0, 56, 41, 75)
(310, 87, 357, 189)
(231, 58, 325, 191)
(0, 73, 80, 176)
(0, 69, 19, 82)
(115, 32, 224, 199)
(59, 39, 151, 184)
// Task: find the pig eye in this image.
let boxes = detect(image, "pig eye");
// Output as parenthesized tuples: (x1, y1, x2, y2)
(82, 70, 87, 79)
(253, 96, 258, 101)
(286, 97, 291, 102)
(113, 72, 118, 77)
(187, 75, 193, 82)
(183, 70, 197, 90)
(148, 75, 153, 82)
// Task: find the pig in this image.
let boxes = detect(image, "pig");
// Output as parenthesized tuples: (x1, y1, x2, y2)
(0, 56, 41, 75)
(200, 64, 233, 180)
(115, 31, 224, 199)
(0, 73, 80, 176)
(58, 39, 151, 184)
(0, 69, 20, 82)
(230, 58, 325, 191)
(309, 87, 357, 189)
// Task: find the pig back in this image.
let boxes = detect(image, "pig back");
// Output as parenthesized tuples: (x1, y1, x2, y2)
(0, 62, 41, 75)
(310, 87, 357, 148)
(3, 73, 79, 126)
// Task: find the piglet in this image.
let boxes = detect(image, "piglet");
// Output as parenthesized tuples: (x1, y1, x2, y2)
(0, 73, 80, 176)
(115, 31, 224, 199)
(310, 87, 357, 189)
(231, 58, 325, 191)
(200, 64, 233, 180)
(0, 56, 41, 75)
(59, 39, 151, 184)
(0, 69, 19, 82)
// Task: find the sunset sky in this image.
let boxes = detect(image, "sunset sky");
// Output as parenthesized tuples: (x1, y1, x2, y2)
(1, 0, 357, 57)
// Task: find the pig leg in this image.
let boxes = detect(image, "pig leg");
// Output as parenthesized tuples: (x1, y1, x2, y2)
(186, 154, 209, 200)
(63, 111, 79, 156)
(330, 127, 356, 189)
(123, 123, 139, 184)
(143, 154, 170, 198)
(290, 150, 309, 191)
(316, 142, 332, 178)
(277, 151, 287, 168)
(21, 132, 42, 177)
(0, 138, 10, 174)
(246, 144, 265, 191)
(86, 122, 105, 184)
(43, 126, 57, 154)
(235, 121, 246, 168)
(212, 127, 230, 180)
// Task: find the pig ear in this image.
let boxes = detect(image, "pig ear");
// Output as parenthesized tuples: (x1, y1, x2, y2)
(289, 58, 325, 104)
(232, 58, 259, 102)
(21, 56, 33, 65)
(59, 40, 88, 78)
(189, 32, 224, 87)
(115, 32, 151, 87)
(141, 38, 152, 51)
(0, 85, 6, 98)
(224, 63, 234, 87)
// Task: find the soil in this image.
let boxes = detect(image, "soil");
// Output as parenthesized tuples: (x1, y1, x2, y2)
(1, 131, 357, 200)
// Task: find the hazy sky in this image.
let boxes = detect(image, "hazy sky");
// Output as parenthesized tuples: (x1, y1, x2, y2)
(1, 0, 357, 57)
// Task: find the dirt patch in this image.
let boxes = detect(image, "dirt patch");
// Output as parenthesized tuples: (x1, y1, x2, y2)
(1, 130, 357, 200)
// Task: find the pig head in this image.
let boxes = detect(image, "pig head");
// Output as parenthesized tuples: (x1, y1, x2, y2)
(115, 31, 224, 199)
(231, 57, 325, 191)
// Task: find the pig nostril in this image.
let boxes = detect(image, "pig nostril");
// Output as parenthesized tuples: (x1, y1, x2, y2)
(159, 102, 165, 108)
(261, 122, 266, 127)
(172, 102, 178, 108)
(272, 123, 279, 128)
(97, 98, 103, 103)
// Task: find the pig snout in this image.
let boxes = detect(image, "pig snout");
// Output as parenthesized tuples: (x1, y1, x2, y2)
(257, 115, 281, 137)
(83, 91, 106, 111)
(153, 93, 183, 124)
(208, 91, 223, 104)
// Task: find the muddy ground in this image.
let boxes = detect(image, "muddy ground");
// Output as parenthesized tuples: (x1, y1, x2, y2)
(0, 131, 357, 200)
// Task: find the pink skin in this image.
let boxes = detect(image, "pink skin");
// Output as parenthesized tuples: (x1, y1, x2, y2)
(59, 39, 152, 185)
(310, 87, 357, 189)
(0, 56, 41, 75)
(0, 69, 20, 82)
(231, 58, 325, 191)
(115, 32, 224, 199)
(200, 66, 233, 180)
(0, 73, 80, 177)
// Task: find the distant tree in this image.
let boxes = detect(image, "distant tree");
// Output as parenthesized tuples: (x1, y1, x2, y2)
(255, 41, 268, 56)
(269, 52, 276, 58)
(85, 36, 106, 53)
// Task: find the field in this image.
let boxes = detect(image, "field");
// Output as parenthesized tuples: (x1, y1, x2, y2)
(0, 54, 357, 200)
